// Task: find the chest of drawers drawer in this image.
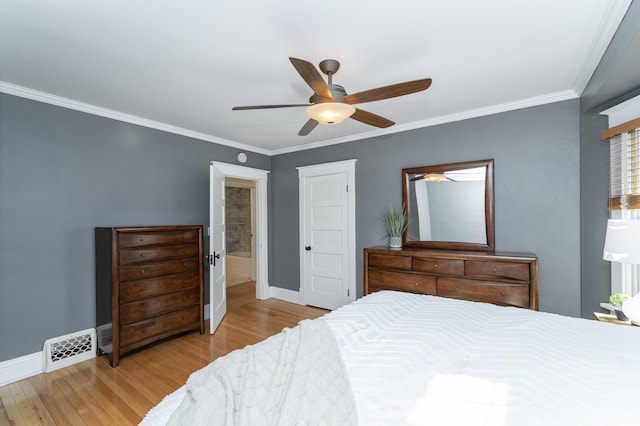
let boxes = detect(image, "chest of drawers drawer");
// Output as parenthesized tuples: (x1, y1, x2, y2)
(119, 244, 199, 265)
(120, 272, 200, 303)
(464, 260, 530, 282)
(437, 277, 530, 308)
(119, 306, 200, 351)
(118, 230, 199, 248)
(120, 288, 200, 325)
(368, 253, 412, 270)
(119, 258, 199, 282)
(368, 269, 437, 295)
(412, 257, 464, 275)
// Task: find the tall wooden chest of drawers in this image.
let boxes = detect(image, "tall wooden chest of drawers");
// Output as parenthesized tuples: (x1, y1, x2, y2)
(365, 247, 538, 310)
(95, 225, 205, 366)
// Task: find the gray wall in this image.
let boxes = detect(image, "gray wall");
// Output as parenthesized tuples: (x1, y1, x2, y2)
(270, 100, 581, 316)
(0, 93, 270, 362)
(3, 0, 639, 363)
(579, 0, 640, 317)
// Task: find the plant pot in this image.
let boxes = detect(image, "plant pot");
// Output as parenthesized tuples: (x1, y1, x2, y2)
(389, 236, 402, 248)
(614, 307, 629, 321)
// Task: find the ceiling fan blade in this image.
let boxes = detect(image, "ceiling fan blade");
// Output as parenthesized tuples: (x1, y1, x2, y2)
(232, 104, 310, 111)
(289, 57, 332, 99)
(345, 78, 432, 104)
(350, 108, 395, 128)
(298, 118, 319, 136)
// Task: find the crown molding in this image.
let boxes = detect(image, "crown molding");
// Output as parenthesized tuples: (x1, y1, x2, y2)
(1, 81, 579, 157)
(0, 81, 271, 156)
(271, 90, 579, 155)
(572, 0, 632, 95)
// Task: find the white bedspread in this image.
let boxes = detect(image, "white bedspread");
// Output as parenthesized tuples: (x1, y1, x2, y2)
(143, 291, 640, 426)
(163, 318, 357, 426)
(324, 291, 640, 426)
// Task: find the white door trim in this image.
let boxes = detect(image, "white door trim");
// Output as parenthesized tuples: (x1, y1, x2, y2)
(297, 159, 357, 306)
(210, 162, 270, 308)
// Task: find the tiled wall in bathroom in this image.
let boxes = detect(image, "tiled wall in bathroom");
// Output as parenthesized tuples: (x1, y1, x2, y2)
(225, 186, 251, 256)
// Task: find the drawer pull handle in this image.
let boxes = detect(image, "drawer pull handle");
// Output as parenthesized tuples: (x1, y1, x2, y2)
(434, 264, 438, 268)
(493, 268, 497, 272)
(415, 282, 419, 286)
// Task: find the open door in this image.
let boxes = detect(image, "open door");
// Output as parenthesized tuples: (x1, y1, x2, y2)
(209, 161, 270, 328)
(209, 163, 227, 333)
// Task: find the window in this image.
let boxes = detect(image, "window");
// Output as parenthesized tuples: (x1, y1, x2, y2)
(602, 98, 640, 297)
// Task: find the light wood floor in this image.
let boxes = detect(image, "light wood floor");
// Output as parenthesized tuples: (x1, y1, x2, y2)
(0, 282, 327, 425)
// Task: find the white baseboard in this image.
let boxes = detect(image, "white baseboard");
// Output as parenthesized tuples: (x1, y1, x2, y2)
(268, 286, 302, 305)
(0, 352, 42, 386)
(0, 290, 299, 386)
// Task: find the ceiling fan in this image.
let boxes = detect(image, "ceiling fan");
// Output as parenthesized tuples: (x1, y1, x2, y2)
(232, 57, 432, 136)
(410, 173, 457, 182)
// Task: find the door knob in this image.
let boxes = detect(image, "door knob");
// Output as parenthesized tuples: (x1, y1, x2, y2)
(305, 246, 311, 251)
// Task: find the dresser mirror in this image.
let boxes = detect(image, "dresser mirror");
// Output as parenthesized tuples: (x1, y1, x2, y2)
(402, 159, 494, 251)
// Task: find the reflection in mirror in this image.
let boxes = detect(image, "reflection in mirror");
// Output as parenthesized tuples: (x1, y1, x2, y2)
(407, 167, 486, 243)
(402, 159, 494, 251)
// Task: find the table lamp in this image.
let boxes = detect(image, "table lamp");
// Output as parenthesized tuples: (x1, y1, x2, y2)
(603, 219, 640, 324)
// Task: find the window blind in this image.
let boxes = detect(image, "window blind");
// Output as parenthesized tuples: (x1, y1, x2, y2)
(605, 123, 640, 211)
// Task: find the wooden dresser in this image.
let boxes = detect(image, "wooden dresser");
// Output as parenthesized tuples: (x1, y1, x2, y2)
(95, 225, 205, 366)
(365, 247, 538, 310)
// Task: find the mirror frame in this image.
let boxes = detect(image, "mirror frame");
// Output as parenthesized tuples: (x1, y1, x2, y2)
(402, 159, 495, 251)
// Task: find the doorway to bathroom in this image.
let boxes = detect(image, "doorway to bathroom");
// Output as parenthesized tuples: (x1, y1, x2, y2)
(209, 161, 268, 334)
(225, 177, 256, 287)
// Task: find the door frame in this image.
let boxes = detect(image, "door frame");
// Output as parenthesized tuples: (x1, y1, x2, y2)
(297, 159, 357, 306)
(210, 162, 269, 328)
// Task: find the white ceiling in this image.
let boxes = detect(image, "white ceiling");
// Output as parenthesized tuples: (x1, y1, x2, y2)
(0, 0, 632, 155)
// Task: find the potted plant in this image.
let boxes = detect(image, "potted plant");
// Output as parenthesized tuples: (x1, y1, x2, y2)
(609, 293, 630, 320)
(383, 205, 407, 248)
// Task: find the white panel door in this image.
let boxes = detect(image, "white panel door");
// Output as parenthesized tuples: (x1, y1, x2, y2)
(209, 164, 227, 334)
(303, 172, 350, 310)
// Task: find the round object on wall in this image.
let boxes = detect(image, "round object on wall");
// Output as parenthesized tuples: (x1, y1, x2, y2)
(237, 152, 247, 163)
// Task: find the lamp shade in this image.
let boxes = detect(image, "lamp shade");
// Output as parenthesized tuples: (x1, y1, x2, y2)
(305, 102, 355, 125)
(603, 219, 640, 264)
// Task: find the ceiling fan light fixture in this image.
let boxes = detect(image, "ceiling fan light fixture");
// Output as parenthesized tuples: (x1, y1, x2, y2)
(305, 102, 355, 125)
(424, 173, 448, 182)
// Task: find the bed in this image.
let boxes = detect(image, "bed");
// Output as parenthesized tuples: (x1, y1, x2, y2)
(141, 291, 640, 425)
